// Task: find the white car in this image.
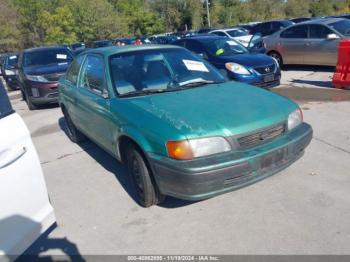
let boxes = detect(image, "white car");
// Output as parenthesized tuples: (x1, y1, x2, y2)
(209, 28, 253, 47)
(0, 82, 55, 260)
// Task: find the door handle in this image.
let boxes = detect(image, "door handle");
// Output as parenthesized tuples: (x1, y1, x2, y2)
(0, 146, 27, 169)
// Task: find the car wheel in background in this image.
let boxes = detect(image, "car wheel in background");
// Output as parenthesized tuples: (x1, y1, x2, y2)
(62, 108, 86, 143)
(126, 145, 165, 207)
(24, 89, 38, 111)
(268, 51, 283, 67)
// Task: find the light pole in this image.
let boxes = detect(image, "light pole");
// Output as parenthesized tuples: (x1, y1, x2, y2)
(206, 0, 211, 27)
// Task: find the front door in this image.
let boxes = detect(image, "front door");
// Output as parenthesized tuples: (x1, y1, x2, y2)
(304, 25, 340, 66)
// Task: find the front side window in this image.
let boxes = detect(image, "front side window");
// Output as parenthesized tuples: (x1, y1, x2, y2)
(80, 55, 106, 94)
(309, 25, 333, 39)
(281, 25, 308, 38)
(109, 48, 226, 97)
(24, 48, 73, 67)
(329, 20, 350, 36)
(66, 55, 85, 85)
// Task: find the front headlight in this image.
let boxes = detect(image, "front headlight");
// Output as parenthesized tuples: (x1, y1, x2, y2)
(26, 75, 49, 83)
(5, 69, 15, 75)
(225, 63, 251, 75)
(288, 108, 303, 130)
(166, 137, 231, 160)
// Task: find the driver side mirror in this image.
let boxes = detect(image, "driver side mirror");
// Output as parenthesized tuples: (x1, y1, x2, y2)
(327, 33, 340, 40)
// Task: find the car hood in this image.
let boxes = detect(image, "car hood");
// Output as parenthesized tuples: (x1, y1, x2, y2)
(24, 63, 69, 76)
(216, 53, 275, 68)
(123, 82, 297, 139)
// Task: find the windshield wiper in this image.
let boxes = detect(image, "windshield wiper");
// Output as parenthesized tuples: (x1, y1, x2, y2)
(179, 79, 223, 88)
(119, 89, 170, 98)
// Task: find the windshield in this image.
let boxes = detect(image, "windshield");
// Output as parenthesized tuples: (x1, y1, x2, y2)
(226, 29, 249, 37)
(24, 49, 73, 67)
(110, 48, 226, 97)
(329, 20, 350, 36)
(5, 55, 18, 68)
(203, 39, 248, 56)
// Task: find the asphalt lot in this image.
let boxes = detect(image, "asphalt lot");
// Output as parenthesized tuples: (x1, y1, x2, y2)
(5, 67, 350, 256)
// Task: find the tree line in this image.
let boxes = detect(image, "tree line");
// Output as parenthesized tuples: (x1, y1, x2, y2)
(0, 0, 349, 52)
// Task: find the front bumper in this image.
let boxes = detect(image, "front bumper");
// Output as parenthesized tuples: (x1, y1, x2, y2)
(228, 70, 281, 89)
(148, 123, 312, 201)
(24, 81, 59, 105)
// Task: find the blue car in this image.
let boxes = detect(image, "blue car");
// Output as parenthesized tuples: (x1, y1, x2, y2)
(174, 35, 281, 88)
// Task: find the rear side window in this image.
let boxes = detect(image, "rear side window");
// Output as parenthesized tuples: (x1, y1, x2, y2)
(80, 55, 106, 94)
(0, 81, 14, 119)
(66, 55, 85, 85)
(281, 25, 308, 38)
(309, 25, 333, 39)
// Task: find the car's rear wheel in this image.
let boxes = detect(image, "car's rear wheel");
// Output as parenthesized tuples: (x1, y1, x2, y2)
(126, 145, 165, 207)
(24, 89, 38, 111)
(269, 51, 283, 67)
(62, 109, 86, 143)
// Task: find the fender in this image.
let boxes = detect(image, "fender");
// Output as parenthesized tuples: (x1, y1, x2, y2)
(114, 125, 154, 162)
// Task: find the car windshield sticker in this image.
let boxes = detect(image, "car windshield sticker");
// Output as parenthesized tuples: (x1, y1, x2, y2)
(9, 56, 17, 59)
(227, 40, 238, 46)
(57, 54, 67, 60)
(183, 60, 209, 72)
(216, 49, 224, 55)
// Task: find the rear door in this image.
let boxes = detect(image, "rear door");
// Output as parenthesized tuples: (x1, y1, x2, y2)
(76, 54, 115, 154)
(304, 24, 340, 66)
(59, 55, 86, 128)
(279, 25, 308, 64)
(0, 81, 55, 256)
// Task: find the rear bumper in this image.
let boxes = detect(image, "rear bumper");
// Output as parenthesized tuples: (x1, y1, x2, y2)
(148, 123, 312, 201)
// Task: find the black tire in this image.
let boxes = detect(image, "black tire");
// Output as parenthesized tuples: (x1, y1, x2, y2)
(62, 108, 86, 143)
(24, 89, 38, 110)
(269, 51, 283, 67)
(126, 145, 165, 207)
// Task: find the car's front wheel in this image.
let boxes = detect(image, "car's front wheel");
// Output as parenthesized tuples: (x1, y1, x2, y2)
(24, 89, 38, 111)
(126, 145, 165, 207)
(269, 51, 283, 67)
(62, 108, 86, 143)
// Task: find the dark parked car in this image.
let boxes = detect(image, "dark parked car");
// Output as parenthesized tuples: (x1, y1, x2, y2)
(250, 20, 294, 37)
(90, 40, 113, 48)
(17, 45, 74, 110)
(174, 35, 280, 88)
(1, 54, 19, 90)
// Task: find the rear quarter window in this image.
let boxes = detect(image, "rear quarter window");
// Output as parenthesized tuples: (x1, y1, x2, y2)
(0, 81, 14, 119)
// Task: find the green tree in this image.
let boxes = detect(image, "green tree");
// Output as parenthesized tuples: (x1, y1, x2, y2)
(39, 5, 77, 45)
(0, 0, 21, 52)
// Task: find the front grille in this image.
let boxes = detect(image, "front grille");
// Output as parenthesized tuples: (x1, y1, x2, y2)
(254, 64, 276, 75)
(237, 123, 286, 149)
(44, 73, 65, 82)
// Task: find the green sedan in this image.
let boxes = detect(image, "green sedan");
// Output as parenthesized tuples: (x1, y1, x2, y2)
(58, 45, 313, 207)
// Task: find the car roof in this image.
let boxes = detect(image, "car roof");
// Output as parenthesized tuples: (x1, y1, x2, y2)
(80, 45, 183, 57)
(24, 45, 69, 53)
(184, 35, 224, 41)
(297, 17, 346, 25)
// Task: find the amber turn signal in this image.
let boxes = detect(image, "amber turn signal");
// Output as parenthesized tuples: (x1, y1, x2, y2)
(166, 140, 194, 160)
